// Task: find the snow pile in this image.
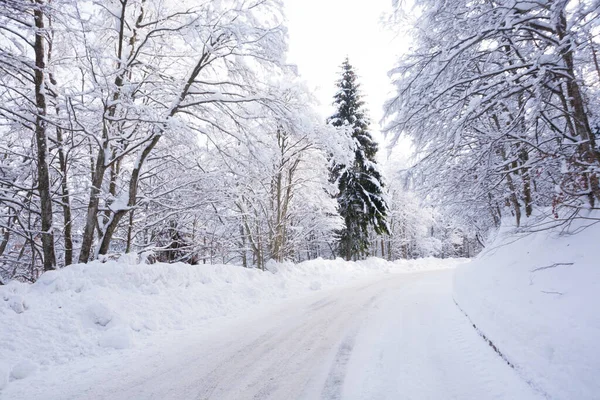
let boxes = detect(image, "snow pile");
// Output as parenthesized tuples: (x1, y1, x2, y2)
(0, 256, 462, 390)
(454, 215, 600, 400)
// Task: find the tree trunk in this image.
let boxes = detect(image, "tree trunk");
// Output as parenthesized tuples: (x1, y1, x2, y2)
(78, 146, 107, 262)
(78, 0, 130, 262)
(96, 30, 212, 256)
(520, 152, 533, 218)
(590, 35, 600, 82)
(98, 134, 161, 255)
(556, 8, 600, 204)
(56, 126, 73, 266)
(33, 2, 56, 271)
(506, 171, 521, 227)
(0, 218, 11, 258)
(125, 209, 134, 253)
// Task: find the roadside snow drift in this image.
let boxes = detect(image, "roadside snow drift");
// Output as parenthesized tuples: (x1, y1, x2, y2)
(0, 256, 462, 391)
(454, 215, 600, 400)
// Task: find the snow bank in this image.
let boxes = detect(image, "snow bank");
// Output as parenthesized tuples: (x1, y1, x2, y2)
(454, 215, 600, 400)
(0, 256, 461, 390)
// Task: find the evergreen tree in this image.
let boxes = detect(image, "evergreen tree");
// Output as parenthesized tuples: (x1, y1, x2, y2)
(328, 58, 389, 260)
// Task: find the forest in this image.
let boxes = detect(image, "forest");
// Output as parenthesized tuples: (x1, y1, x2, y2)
(1, 0, 598, 283)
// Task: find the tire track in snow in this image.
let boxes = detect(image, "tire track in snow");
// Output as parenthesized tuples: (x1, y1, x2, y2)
(194, 289, 376, 400)
(320, 330, 358, 400)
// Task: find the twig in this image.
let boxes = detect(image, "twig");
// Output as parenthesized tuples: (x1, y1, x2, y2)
(530, 262, 573, 273)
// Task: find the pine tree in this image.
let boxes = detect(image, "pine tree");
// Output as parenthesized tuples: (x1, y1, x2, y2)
(328, 58, 389, 261)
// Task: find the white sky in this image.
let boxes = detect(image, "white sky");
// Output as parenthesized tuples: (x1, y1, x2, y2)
(283, 0, 397, 122)
(283, 0, 411, 167)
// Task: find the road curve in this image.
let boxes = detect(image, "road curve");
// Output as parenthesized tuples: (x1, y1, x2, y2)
(1, 269, 543, 400)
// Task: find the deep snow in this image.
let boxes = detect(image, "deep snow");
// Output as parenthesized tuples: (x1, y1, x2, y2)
(0, 255, 460, 393)
(454, 214, 600, 400)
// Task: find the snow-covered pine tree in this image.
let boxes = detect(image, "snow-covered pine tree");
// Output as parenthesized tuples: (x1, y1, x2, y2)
(328, 58, 389, 261)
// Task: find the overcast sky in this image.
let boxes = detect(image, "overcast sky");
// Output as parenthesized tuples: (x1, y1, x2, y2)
(283, 0, 410, 166)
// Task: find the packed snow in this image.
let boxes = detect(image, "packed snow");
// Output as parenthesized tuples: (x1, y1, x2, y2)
(0, 262, 544, 400)
(454, 214, 600, 400)
(0, 256, 460, 394)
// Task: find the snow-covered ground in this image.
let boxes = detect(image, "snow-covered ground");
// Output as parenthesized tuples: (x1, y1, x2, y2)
(0, 255, 459, 395)
(454, 215, 600, 400)
(3, 222, 596, 400)
(0, 262, 543, 400)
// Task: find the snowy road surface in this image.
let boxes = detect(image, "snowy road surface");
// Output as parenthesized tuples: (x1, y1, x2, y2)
(1, 269, 543, 400)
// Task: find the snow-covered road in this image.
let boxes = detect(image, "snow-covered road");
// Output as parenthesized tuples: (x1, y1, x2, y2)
(1, 269, 542, 400)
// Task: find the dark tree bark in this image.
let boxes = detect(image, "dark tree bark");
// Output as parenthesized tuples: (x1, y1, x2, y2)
(556, 8, 600, 205)
(55, 125, 73, 265)
(33, 1, 56, 271)
(78, 0, 129, 262)
(0, 218, 11, 259)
